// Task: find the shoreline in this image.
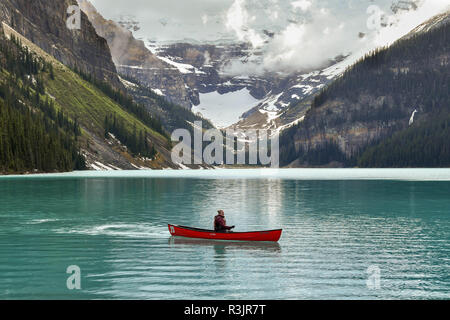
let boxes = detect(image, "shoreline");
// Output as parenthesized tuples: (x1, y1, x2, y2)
(2, 168, 450, 181)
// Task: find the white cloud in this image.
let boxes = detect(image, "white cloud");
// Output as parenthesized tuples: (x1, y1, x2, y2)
(372, 0, 450, 48)
(225, 0, 264, 47)
(291, 0, 312, 12)
(90, 0, 450, 75)
(202, 14, 209, 25)
(223, 0, 450, 75)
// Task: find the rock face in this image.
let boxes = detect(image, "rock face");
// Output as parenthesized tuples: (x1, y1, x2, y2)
(0, 0, 122, 89)
(79, 0, 442, 135)
(77, 0, 334, 122)
(0, 0, 180, 170)
(78, 0, 193, 109)
(152, 41, 333, 121)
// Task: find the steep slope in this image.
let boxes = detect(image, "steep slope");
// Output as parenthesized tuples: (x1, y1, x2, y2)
(279, 11, 450, 167)
(129, 36, 334, 129)
(119, 75, 214, 135)
(1, 22, 176, 171)
(77, 0, 194, 109)
(0, 30, 85, 173)
(0, 0, 122, 90)
(108, 0, 433, 131)
(77, 0, 341, 127)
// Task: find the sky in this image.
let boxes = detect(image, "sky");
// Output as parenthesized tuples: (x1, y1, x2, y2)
(89, 0, 450, 74)
(89, 0, 395, 43)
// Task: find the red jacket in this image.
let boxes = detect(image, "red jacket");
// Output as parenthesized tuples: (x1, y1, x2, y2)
(214, 215, 233, 231)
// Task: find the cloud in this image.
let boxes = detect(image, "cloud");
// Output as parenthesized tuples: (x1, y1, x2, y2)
(90, 0, 233, 42)
(90, 0, 450, 75)
(371, 0, 450, 47)
(261, 7, 360, 73)
(222, 0, 450, 75)
(225, 0, 264, 47)
(202, 14, 209, 25)
(291, 0, 312, 12)
(222, 0, 372, 75)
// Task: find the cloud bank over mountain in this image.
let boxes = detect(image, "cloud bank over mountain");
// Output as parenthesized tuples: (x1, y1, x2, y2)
(89, 0, 450, 75)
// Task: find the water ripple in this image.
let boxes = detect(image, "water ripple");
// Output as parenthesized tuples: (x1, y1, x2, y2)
(0, 177, 449, 299)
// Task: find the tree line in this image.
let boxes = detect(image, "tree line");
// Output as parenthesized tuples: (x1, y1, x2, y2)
(73, 66, 167, 140)
(0, 27, 85, 173)
(280, 20, 450, 167)
(104, 113, 156, 159)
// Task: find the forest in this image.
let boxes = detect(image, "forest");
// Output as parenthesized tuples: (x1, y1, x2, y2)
(280, 20, 450, 167)
(73, 66, 168, 141)
(0, 31, 85, 173)
(104, 113, 156, 158)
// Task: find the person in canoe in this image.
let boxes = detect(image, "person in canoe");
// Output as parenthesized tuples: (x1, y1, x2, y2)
(214, 210, 235, 232)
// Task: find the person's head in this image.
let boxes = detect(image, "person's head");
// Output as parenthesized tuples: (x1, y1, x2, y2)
(217, 210, 224, 216)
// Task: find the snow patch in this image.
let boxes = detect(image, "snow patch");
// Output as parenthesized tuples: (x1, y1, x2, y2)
(152, 88, 165, 96)
(93, 161, 115, 171)
(108, 133, 125, 148)
(192, 88, 262, 128)
(277, 116, 306, 133)
(119, 76, 138, 89)
(88, 161, 119, 171)
(157, 56, 205, 74)
(108, 164, 123, 171)
(259, 109, 281, 122)
(260, 92, 284, 112)
(409, 109, 418, 125)
(130, 163, 150, 170)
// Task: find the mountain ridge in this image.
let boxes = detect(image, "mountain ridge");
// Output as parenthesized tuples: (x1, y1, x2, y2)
(77, 0, 195, 109)
(0, 17, 176, 171)
(0, 0, 123, 90)
(279, 10, 450, 168)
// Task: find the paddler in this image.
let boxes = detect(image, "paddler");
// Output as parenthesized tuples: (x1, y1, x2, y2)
(214, 210, 235, 232)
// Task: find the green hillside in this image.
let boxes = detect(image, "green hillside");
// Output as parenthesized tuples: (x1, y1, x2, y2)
(0, 23, 173, 173)
(0, 30, 85, 173)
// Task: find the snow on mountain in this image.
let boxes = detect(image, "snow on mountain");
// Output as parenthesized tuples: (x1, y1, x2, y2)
(192, 88, 262, 128)
(88, 0, 449, 130)
(157, 56, 206, 75)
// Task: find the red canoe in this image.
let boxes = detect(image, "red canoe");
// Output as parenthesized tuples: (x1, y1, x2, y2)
(168, 224, 282, 242)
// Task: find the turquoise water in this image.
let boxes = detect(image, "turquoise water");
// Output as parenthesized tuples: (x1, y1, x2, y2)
(0, 169, 449, 299)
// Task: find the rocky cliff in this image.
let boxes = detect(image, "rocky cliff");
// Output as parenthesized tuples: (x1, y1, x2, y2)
(0, 1, 180, 171)
(146, 41, 335, 128)
(77, 0, 336, 126)
(78, 0, 193, 109)
(0, 0, 122, 89)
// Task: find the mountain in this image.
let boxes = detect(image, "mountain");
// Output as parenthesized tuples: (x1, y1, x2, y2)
(85, 0, 434, 131)
(0, 0, 122, 90)
(0, 30, 85, 173)
(80, 2, 335, 129)
(78, 0, 217, 160)
(0, 0, 180, 173)
(279, 10, 450, 167)
(148, 41, 336, 129)
(119, 74, 215, 136)
(77, 0, 194, 109)
(2, 0, 447, 172)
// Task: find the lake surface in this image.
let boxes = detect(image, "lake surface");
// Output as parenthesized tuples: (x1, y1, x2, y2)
(0, 169, 449, 299)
